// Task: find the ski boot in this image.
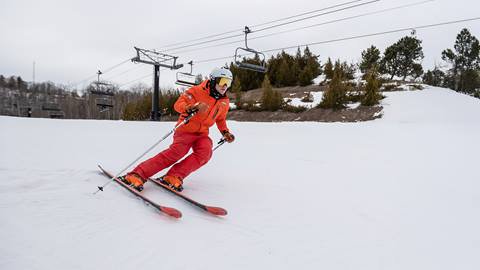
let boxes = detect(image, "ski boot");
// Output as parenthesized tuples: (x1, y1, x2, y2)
(119, 173, 147, 192)
(159, 175, 184, 192)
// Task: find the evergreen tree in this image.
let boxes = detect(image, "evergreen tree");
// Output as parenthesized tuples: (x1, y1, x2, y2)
(340, 61, 356, 80)
(324, 58, 334, 80)
(260, 75, 283, 111)
(159, 89, 180, 116)
(380, 44, 401, 80)
(298, 46, 321, 86)
(231, 77, 243, 109)
(295, 47, 305, 70)
(298, 68, 314, 86)
(276, 51, 298, 87)
(411, 63, 424, 81)
(441, 28, 480, 93)
(6, 76, 17, 89)
(17, 76, 28, 90)
(361, 68, 382, 106)
(360, 45, 381, 77)
(380, 35, 424, 81)
(0, 75, 6, 87)
(267, 55, 280, 87)
(319, 61, 348, 110)
(422, 68, 445, 86)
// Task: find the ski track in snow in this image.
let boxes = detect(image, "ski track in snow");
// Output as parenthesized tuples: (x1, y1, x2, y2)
(1, 86, 480, 270)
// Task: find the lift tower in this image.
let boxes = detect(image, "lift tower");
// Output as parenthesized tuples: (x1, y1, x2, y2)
(131, 47, 183, 121)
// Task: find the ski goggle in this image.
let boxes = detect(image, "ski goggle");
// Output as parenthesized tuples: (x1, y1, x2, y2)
(216, 77, 232, 88)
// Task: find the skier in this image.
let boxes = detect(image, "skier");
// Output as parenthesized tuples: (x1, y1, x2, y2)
(121, 67, 235, 192)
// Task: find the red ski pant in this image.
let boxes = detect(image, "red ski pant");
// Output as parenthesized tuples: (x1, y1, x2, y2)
(131, 132, 213, 180)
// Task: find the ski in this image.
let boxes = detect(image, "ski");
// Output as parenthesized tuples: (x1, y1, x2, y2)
(149, 177, 228, 216)
(97, 165, 182, 219)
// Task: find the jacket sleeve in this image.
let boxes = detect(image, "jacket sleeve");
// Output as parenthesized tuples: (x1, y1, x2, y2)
(215, 105, 229, 133)
(174, 87, 197, 114)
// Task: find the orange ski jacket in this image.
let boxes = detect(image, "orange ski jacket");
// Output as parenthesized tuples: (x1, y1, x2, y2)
(174, 80, 230, 135)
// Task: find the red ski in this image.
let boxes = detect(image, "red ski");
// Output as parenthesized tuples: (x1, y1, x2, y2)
(149, 177, 227, 216)
(97, 165, 182, 219)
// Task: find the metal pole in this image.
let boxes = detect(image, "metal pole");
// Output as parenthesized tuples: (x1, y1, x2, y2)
(213, 138, 226, 152)
(152, 64, 160, 121)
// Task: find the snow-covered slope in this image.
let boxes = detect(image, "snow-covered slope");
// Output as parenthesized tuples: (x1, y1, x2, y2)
(1, 86, 479, 270)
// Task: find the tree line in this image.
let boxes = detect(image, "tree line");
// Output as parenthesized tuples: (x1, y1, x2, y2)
(1, 28, 478, 118)
(232, 27, 479, 111)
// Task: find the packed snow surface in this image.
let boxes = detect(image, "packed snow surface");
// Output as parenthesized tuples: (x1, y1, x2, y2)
(1, 86, 479, 269)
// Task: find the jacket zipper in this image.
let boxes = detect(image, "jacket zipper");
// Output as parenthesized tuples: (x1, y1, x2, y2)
(197, 99, 218, 133)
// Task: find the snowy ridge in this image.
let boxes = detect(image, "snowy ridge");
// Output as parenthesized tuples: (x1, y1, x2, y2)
(1, 86, 479, 270)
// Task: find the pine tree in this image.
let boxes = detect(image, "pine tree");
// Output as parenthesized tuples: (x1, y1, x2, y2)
(380, 44, 401, 80)
(267, 55, 280, 86)
(299, 46, 321, 86)
(261, 75, 282, 111)
(276, 51, 298, 87)
(17, 76, 28, 91)
(319, 61, 348, 110)
(6, 76, 17, 89)
(360, 45, 381, 77)
(340, 61, 356, 80)
(298, 68, 313, 86)
(324, 58, 334, 80)
(231, 77, 243, 109)
(441, 28, 480, 93)
(411, 63, 424, 81)
(0, 75, 6, 87)
(361, 68, 382, 106)
(380, 35, 424, 81)
(422, 68, 445, 86)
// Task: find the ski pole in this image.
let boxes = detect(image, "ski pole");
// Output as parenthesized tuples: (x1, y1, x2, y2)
(94, 111, 197, 194)
(213, 138, 226, 152)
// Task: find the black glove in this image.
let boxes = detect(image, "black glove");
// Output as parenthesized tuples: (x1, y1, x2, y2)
(222, 130, 235, 143)
(185, 102, 208, 114)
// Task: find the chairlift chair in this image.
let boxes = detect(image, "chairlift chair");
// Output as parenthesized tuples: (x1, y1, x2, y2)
(42, 103, 61, 111)
(234, 26, 267, 73)
(90, 81, 115, 96)
(49, 111, 65, 119)
(95, 98, 113, 112)
(90, 89, 115, 96)
(175, 61, 199, 87)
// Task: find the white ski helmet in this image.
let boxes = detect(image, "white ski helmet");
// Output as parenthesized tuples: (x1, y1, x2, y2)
(210, 67, 233, 81)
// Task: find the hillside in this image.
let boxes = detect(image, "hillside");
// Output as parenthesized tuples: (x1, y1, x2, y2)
(1, 86, 479, 270)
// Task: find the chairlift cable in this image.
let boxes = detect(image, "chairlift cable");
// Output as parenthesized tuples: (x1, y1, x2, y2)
(157, 0, 366, 50)
(159, 0, 377, 53)
(252, 0, 380, 33)
(168, 0, 434, 55)
(72, 0, 377, 87)
(103, 65, 146, 81)
(252, 0, 365, 28)
(117, 67, 169, 88)
(193, 17, 480, 64)
(260, 17, 480, 54)
(70, 57, 132, 88)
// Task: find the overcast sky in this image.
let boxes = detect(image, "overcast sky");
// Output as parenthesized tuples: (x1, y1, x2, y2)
(1, 0, 479, 90)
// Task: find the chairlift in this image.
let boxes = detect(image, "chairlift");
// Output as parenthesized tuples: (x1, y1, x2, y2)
(234, 26, 267, 73)
(42, 103, 61, 111)
(90, 81, 115, 96)
(89, 71, 115, 96)
(49, 111, 65, 119)
(175, 61, 199, 87)
(95, 97, 113, 112)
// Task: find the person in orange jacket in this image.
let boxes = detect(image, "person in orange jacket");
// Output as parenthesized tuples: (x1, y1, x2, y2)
(121, 67, 235, 192)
